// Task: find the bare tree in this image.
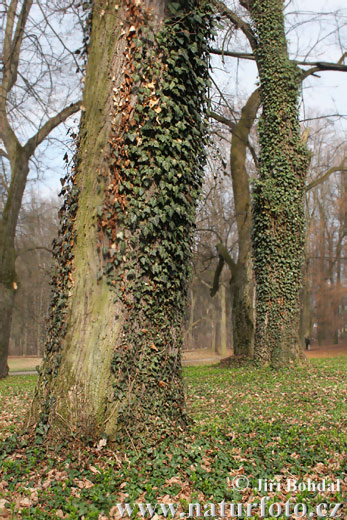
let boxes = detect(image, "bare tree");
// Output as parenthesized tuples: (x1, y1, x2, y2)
(10, 192, 58, 356)
(0, 0, 82, 378)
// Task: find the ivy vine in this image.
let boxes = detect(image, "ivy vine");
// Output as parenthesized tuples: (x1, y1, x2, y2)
(34, 0, 214, 445)
(250, 0, 311, 365)
(97, 0, 214, 444)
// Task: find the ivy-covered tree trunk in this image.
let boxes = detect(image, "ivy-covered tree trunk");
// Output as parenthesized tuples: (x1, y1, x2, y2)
(32, 0, 212, 445)
(246, 0, 310, 366)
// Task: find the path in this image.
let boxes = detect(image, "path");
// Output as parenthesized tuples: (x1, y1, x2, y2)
(182, 343, 347, 366)
(7, 343, 347, 374)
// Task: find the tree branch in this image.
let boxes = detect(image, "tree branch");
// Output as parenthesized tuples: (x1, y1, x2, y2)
(0, 148, 9, 159)
(213, 1, 258, 51)
(208, 110, 235, 131)
(0, 112, 22, 160)
(209, 48, 255, 61)
(216, 243, 237, 274)
(209, 48, 347, 79)
(306, 165, 347, 192)
(3, 0, 18, 73)
(210, 256, 225, 297)
(2, 0, 34, 94)
(300, 53, 347, 80)
(24, 101, 81, 156)
(301, 61, 347, 73)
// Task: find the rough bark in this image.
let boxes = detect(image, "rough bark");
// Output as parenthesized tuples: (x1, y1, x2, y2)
(230, 261, 254, 357)
(248, 0, 310, 366)
(32, 0, 212, 445)
(0, 240, 15, 378)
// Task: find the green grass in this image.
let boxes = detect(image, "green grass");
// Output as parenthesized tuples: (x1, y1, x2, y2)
(0, 359, 346, 519)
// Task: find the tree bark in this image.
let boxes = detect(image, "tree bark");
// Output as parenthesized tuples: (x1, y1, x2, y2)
(248, 0, 310, 366)
(231, 260, 254, 357)
(0, 152, 29, 378)
(32, 0, 212, 445)
(210, 89, 259, 360)
(299, 256, 312, 349)
(219, 284, 227, 356)
(229, 89, 259, 357)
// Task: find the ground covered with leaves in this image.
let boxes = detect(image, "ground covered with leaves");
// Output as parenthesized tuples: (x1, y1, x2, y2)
(0, 359, 346, 519)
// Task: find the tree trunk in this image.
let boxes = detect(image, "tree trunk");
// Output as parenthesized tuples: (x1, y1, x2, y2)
(0, 152, 29, 378)
(210, 303, 217, 354)
(0, 278, 14, 378)
(32, 0, 212, 445)
(187, 288, 196, 350)
(219, 284, 227, 357)
(299, 243, 312, 349)
(231, 257, 254, 357)
(229, 89, 259, 357)
(248, 0, 310, 366)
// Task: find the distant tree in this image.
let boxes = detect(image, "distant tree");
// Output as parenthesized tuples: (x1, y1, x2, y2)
(237, 0, 311, 365)
(10, 193, 58, 357)
(0, 0, 81, 378)
(209, 0, 347, 365)
(209, 90, 259, 359)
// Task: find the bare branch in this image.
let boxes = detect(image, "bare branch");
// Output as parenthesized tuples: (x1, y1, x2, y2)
(213, 1, 258, 51)
(306, 165, 347, 192)
(197, 227, 224, 244)
(2, 1, 18, 74)
(0, 149, 9, 159)
(209, 49, 347, 79)
(210, 255, 225, 297)
(0, 112, 22, 160)
(2, 0, 34, 94)
(210, 48, 255, 61)
(209, 75, 236, 121)
(208, 110, 235, 131)
(301, 63, 347, 80)
(24, 101, 81, 156)
(216, 243, 237, 274)
(300, 61, 347, 72)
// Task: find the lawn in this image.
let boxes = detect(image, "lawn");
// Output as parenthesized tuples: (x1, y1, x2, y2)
(0, 359, 346, 519)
